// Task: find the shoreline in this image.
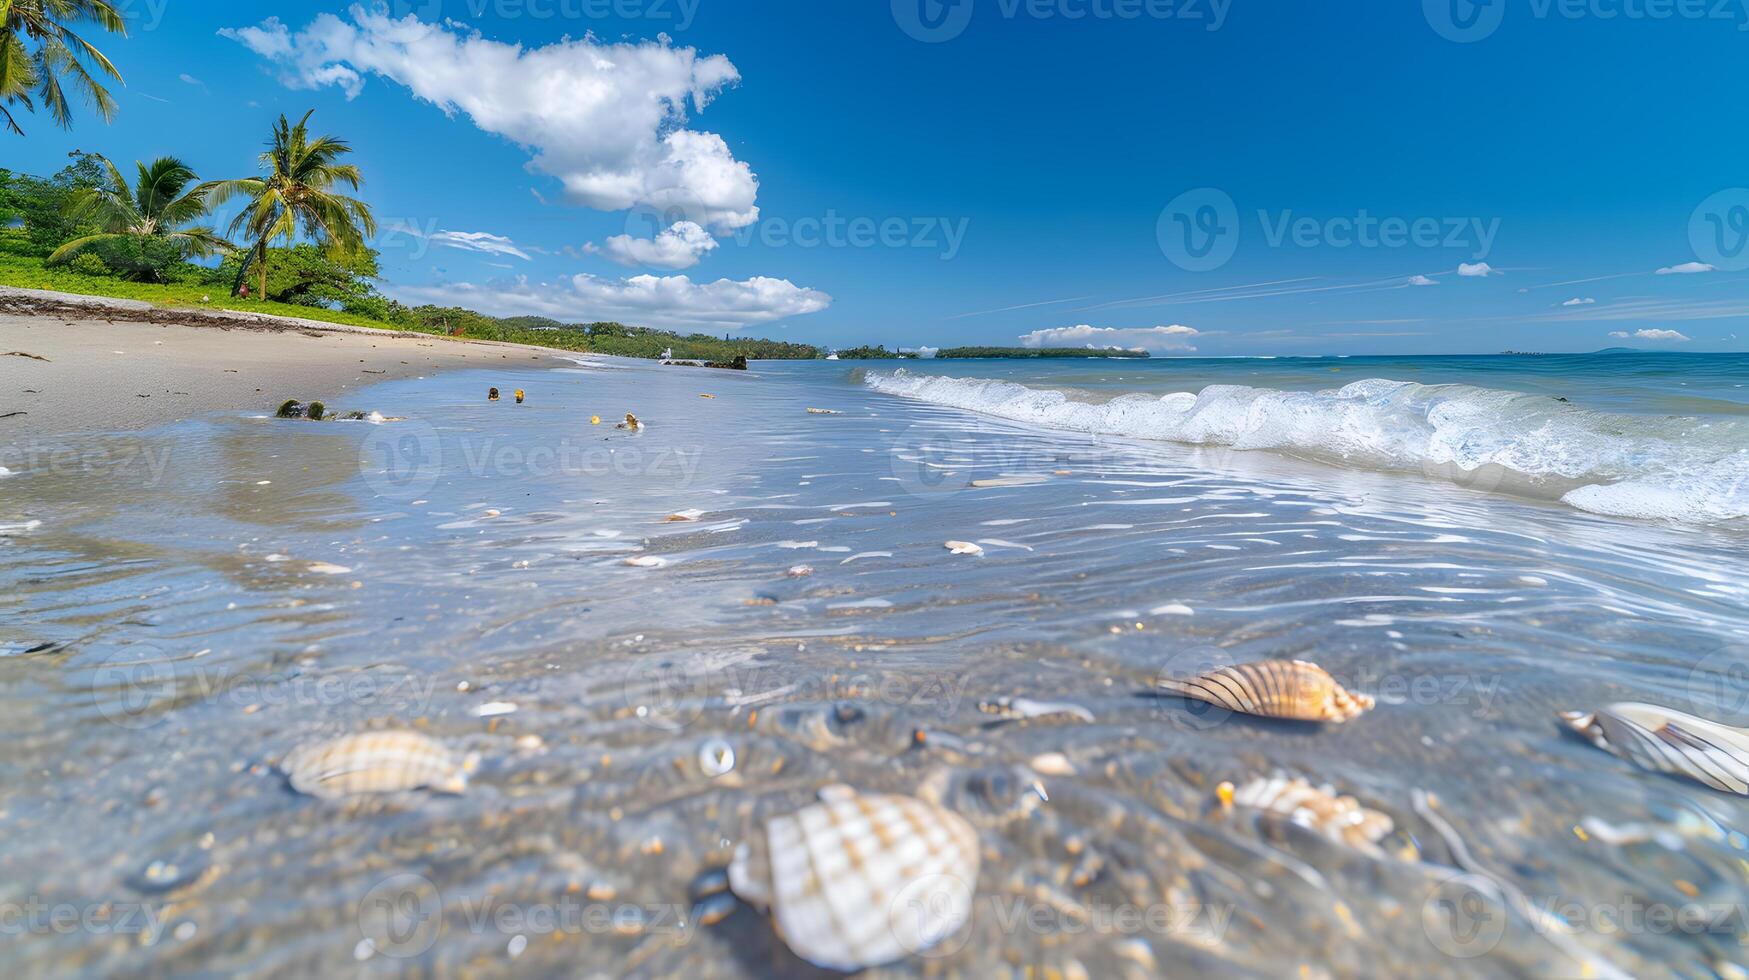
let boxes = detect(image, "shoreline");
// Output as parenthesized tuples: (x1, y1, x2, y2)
(0, 288, 587, 438)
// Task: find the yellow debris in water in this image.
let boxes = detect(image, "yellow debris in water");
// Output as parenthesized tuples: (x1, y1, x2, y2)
(514, 389, 525, 404)
(1216, 781, 1235, 809)
(590, 415, 601, 425)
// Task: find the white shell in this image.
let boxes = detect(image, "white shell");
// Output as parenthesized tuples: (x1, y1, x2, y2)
(729, 785, 980, 972)
(1561, 702, 1749, 795)
(944, 541, 984, 556)
(281, 731, 475, 799)
(1223, 776, 1393, 856)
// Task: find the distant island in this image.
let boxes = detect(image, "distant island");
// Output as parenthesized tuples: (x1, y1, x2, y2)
(933, 346, 1150, 359)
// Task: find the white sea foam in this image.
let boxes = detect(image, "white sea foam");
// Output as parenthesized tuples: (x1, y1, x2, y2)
(864, 370, 1748, 524)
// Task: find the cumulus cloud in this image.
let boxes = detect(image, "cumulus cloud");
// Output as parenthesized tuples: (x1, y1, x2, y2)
(1406, 274, 1437, 286)
(1562, 297, 1595, 306)
(394, 273, 830, 330)
(1018, 324, 1200, 353)
(221, 10, 759, 231)
(429, 230, 530, 260)
(1655, 261, 1715, 275)
(587, 221, 717, 269)
(1630, 328, 1690, 341)
(1608, 331, 1629, 338)
(1456, 262, 1497, 277)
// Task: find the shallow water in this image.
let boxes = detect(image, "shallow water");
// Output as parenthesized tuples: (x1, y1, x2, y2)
(2, 354, 1747, 978)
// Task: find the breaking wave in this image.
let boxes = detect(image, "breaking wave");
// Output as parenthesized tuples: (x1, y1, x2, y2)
(863, 370, 1748, 524)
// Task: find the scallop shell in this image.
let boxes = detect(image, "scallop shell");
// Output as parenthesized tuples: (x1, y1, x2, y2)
(1157, 659, 1373, 722)
(729, 785, 980, 972)
(1219, 775, 1393, 856)
(1560, 702, 1749, 795)
(978, 696, 1094, 724)
(281, 731, 476, 799)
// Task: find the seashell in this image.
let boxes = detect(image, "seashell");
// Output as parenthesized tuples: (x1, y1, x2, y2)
(806, 408, 842, 415)
(1560, 702, 1749, 795)
(785, 564, 814, 578)
(664, 509, 706, 522)
(281, 731, 477, 799)
(944, 540, 984, 556)
(1157, 659, 1372, 722)
(625, 555, 667, 568)
(617, 413, 642, 430)
(978, 696, 1094, 724)
(729, 785, 979, 972)
(1219, 776, 1393, 856)
(488, 387, 499, 402)
(698, 737, 736, 778)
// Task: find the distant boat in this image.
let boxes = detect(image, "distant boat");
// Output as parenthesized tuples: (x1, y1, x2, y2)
(825, 353, 839, 360)
(661, 347, 674, 360)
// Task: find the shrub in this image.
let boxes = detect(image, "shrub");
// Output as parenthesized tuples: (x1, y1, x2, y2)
(67, 252, 109, 277)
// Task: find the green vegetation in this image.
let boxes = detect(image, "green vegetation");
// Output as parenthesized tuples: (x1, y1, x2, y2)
(208, 111, 376, 299)
(832, 344, 916, 359)
(48, 155, 229, 279)
(934, 346, 1150, 359)
(1, 0, 127, 135)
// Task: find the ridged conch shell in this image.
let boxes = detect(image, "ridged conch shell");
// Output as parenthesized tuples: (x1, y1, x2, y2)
(1218, 776, 1393, 856)
(729, 785, 980, 972)
(1560, 702, 1749, 795)
(1157, 659, 1373, 722)
(281, 732, 477, 799)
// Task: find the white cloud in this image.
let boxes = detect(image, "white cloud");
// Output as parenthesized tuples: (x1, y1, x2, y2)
(430, 230, 529, 261)
(222, 11, 759, 231)
(178, 73, 204, 87)
(394, 273, 830, 330)
(1018, 323, 1200, 353)
(1406, 274, 1437, 286)
(1562, 297, 1595, 306)
(1608, 331, 1629, 338)
(1631, 328, 1690, 341)
(1655, 261, 1715, 275)
(1456, 262, 1497, 277)
(587, 221, 717, 269)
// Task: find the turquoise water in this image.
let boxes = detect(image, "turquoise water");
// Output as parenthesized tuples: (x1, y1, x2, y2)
(1, 352, 1746, 977)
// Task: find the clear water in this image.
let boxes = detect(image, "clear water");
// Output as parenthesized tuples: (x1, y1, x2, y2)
(2, 353, 1746, 977)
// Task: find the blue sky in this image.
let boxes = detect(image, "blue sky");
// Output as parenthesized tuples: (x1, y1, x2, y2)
(10, 0, 1749, 354)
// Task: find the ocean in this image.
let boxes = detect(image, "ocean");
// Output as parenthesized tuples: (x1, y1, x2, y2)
(2, 351, 1745, 976)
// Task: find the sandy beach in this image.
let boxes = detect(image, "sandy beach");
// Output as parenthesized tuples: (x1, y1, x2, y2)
(0, 289, 574, 438)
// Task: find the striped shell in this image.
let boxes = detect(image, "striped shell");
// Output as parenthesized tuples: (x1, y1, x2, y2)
(281, 731, 476, 799)
(729, 785, 980, 972)
(1561, 702, 1749, 795)
(1220, 776, 1394, 856)
(1158, 659, 1373, 722)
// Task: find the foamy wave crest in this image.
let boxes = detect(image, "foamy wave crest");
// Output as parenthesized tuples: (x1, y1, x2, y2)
(863, 370, 1748, 523)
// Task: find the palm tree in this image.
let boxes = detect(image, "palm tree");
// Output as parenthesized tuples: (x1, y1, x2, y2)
(47, 154, 230, 275)
(208, 110, 376, 300)
(1, 0, 127, 136)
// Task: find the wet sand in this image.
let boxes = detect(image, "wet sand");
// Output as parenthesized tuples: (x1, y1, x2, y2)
(0, 291, 576, 437)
